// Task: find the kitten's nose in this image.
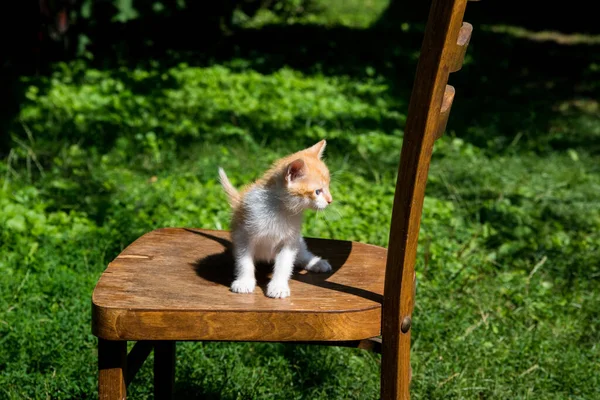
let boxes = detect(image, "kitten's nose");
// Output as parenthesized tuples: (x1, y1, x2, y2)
(326, 194, 333, 204)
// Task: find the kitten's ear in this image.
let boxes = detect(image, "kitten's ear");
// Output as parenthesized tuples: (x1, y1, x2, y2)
(308, 139, 326, 159)
(286, 159, 306, 183)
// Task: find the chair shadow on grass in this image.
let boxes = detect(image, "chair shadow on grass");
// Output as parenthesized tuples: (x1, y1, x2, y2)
(186, 228, 383, 303)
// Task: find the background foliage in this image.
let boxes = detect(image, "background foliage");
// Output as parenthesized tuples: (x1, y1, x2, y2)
(1, 0, 599, 399)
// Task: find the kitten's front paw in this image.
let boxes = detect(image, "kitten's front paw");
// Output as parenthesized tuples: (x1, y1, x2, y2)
(230, 278, 256, 294)
(304, 258, 332, 273)
(266, 280, 291, 298)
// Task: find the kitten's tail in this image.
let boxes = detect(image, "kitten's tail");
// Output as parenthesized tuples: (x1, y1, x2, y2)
(218, 167, 241, 208)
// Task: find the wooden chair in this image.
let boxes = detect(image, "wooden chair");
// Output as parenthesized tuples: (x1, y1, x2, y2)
(91, 0, 475, 398)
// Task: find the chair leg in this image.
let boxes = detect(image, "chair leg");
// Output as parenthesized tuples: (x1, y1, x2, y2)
(154, 341, 176, 400)
(381, 332, 412, 400)
(98, 338, 127, 400)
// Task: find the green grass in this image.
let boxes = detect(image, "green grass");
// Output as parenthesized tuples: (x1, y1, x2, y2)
(238, 0, 390, 29)
(2, 1, 600, 399)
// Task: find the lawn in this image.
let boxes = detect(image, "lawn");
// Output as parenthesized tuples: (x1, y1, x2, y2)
(1, 1, 599, 399)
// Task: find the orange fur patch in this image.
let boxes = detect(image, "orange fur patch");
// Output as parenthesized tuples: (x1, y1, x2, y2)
(222, 140, 332, 226)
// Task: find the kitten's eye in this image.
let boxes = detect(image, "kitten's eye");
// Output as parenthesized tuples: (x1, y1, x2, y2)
(315, 189, 322, 195)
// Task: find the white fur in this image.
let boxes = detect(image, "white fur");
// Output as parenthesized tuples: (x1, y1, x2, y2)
(266, 245, 297, 298)
(313, 195, 329, 210)
(229, 183, 330, 298)
(297, 237, 332, 273)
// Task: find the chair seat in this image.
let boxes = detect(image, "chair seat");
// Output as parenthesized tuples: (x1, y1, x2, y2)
(92, 228, 386, 342)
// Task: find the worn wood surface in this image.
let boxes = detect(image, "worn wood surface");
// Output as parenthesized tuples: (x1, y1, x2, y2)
(381, 0, 470, 399)
(98, 339, 127, 400)
(93, 228, 386, 341)
(154, 342, 176, 400)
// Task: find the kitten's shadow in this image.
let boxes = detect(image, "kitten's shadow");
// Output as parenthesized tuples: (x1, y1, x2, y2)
(187, 229, 381, 303)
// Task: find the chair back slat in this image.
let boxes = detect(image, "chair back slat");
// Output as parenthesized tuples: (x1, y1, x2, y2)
(435, 84, 456, 140)
(380, 0, 472, 397)
(450, 22, 474, 72)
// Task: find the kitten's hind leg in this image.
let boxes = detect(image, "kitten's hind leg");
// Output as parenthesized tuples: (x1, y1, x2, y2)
(266, 245, 298, 298)
(297, 237, 332, 273)
(230, 245, 256, 294)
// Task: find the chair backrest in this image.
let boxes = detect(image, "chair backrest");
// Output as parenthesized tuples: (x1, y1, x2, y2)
(381, 0, 475, 397)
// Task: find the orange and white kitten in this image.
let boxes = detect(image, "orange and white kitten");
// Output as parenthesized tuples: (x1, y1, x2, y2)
(218, 139, 333, 298)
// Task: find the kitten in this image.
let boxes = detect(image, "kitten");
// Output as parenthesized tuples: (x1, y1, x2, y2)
(218, 139, 333, 298)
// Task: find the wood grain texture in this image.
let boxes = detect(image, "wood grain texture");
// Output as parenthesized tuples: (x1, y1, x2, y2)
(381, 0, 469, 399)
(98, 339, 127, 400)
(154, 342, 176, 400)
(412, 271, 417, 314)
(93, 228, 386, 341)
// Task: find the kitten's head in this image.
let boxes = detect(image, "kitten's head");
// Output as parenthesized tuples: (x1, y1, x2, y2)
(283, 139, 333, 212)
